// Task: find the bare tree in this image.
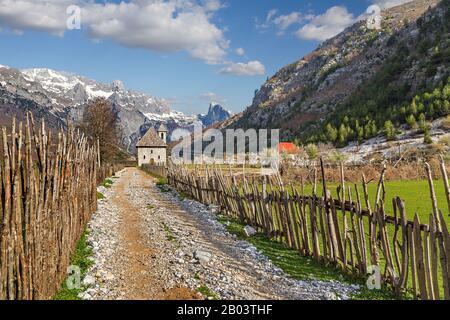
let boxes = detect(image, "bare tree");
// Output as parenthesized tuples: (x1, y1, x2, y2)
(79, 98, 123, 163)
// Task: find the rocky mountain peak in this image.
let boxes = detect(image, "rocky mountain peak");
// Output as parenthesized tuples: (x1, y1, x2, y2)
(199, 103, 232, 127)
(112, 80, 125, 92)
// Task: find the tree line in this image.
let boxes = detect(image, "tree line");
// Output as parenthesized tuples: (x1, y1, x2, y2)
(317, 78, 450, 147)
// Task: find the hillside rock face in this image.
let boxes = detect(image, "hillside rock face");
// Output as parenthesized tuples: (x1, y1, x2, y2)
(228, 0, 443, 139)
(198, 103, 232, 127)
(0, 66, 231, 152)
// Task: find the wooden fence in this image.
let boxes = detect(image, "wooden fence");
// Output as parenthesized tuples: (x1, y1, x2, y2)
(167, 159, 450, 300)
(141, 164, 167, 178)
(0, 116, 120, 300)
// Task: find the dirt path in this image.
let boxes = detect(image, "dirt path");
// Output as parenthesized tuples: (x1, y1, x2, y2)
(80, 168, 359, 300)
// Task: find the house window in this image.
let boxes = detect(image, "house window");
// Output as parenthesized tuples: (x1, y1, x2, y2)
(161, 133, 164, 139)
(158, 155, 161, 160)
(151, 150, 153, 154)
(143, 155, 146, 160)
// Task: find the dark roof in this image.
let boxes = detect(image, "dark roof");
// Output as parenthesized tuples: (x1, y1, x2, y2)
(157, 123, 168, 132)
(136, 128, 166, 148)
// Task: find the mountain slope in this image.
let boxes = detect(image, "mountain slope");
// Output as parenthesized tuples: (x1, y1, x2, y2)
(228, 0, 447, 145)
(0, 66, 231, 152)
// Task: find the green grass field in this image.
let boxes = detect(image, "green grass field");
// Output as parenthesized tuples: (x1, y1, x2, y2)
(233, 178, 450, 298)
(301, 179, 450, 225)
(284, 179, 450, 298)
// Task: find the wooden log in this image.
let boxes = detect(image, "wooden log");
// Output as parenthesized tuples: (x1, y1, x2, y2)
(288, 185, 302, 251)
(377, 204, 395, 283)
(317, 197, 329, 263)
(392, 198, 402, 277)
(355, 185, 368, 274)
(395, 197, 409, 293)
(438, 210, 450, 299)
(413, 214, 428, 300)
(308, 197, 320, 261)
(299, 193, 311, 255)
(362, 174, 380, 267)
(425, 163, 441, 230)
(423, 223, 433, 299)
(409, 224, 418, 298)
(429, 214, 440, 300)
(439, 155, 450, 217)
(339, 162, 348, 267)
(348, 187, 362, 274)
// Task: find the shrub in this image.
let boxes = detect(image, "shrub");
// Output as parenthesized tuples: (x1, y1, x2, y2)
(305, 144, 319, 161)
(384, 120, 396, 140)
(406, 114, 417, 129)
(423, 126, 433, 144)
(329, 151, 348, 164)
(441, 115, 450, 130)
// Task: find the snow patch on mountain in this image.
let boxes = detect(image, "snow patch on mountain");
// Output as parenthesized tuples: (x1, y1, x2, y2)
(0, 64, 232, 152)
(85, 85, 113, 99)
(22, 68, 114, 100)
(144, 110, 201, 124)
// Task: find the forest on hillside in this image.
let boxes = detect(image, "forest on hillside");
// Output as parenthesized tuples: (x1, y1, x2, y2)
(303, 1, 450, 146)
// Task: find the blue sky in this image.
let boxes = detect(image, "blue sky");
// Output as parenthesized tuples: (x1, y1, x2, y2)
(0, 0, 407, 114)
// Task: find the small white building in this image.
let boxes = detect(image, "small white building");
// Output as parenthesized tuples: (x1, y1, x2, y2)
(136, 124, 168, 166)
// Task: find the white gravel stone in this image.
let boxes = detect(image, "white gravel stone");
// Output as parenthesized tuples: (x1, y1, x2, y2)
(243, 225, 257, 237)
(82, 275, 96, 287)
(193, 250, 212, 264)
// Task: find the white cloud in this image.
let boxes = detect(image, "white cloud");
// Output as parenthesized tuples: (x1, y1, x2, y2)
(201, 0, 225, 12)
(372, 0, 413, 9)
(256, 9, 309, 35)
(219, 60, 266, 76)
(201, 92, 227, 104)
(0, 0, 229, 64)
(0, 0, 264, 75)
(0, 0, 73, 36)
(273, 12, 303, 31)
(295, 6, 355, 42)
(255, 9, 277, 31)
(266, 9, 279, 23)
(235, 48, 245, 56)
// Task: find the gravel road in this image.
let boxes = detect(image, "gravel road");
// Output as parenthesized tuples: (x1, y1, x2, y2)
(79, 168, 360, 300)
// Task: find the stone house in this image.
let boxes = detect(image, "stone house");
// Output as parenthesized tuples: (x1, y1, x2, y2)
(136, 124, 168, 166)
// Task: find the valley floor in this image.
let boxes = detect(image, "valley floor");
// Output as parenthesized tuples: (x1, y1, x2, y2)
(80, 167, 359, 300)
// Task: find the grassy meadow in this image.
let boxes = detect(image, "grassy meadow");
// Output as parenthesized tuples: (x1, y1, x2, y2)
(301, 179, 450, 224)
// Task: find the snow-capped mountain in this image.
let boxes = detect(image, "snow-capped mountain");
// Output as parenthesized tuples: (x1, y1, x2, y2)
(19, 68, 171, 114)
(0, 65, 231, 152)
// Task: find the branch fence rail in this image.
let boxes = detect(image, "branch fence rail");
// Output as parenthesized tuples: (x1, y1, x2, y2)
(167, 159, 450, 300)
(0, 116, 121, 300)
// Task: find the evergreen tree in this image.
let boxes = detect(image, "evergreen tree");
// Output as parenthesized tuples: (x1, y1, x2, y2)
(423, 125, 433, 144)
(325, 123, 338, 142)
(338, 124, 348, 146)
(406, 114, 417, 129)
(384, 120, 396, 140)
(419, 113, 427, 132)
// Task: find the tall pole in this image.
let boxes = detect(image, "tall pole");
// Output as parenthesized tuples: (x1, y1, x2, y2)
(97, 138, 101, 167)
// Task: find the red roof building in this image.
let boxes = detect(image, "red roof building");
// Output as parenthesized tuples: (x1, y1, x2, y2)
(278, 142, 299, 154)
